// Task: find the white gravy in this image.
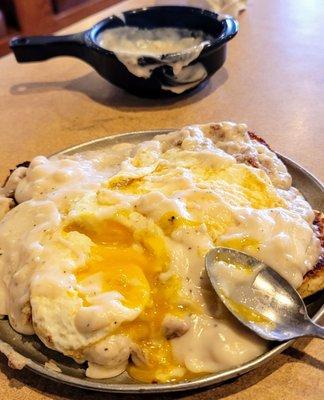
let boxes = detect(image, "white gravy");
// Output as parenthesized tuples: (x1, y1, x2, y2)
(98, 27, 212, 93)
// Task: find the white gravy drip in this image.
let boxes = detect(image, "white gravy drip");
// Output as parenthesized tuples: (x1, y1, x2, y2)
(0, 200, 61, 334)
(172, 313, 265, 372)
(98, 27, 212, 93)
(217, 208, 320, 288)
(13, 143, 134, 214)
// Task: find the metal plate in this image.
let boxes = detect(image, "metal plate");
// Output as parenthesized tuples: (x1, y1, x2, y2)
(0, 129, 323, 393)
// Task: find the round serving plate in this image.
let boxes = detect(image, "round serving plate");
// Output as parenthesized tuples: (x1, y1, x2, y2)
(0, 129, 323, 393)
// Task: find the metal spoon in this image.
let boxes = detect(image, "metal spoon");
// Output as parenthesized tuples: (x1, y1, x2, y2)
(205, 247, 324, 341)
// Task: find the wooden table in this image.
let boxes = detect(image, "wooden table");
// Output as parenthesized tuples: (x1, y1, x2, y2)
(0, 0, 323, 399)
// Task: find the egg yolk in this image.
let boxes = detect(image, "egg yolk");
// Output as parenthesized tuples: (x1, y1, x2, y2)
(63, 153, 284, 383)
(73, 220, 151, 310)
(193, 164, 286, 209)
(224, 295, 272, 325)
(217, 236, 260, 253)
(65, 218, 194, 383)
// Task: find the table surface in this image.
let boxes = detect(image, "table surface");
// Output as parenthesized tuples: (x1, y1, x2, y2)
(0, 0, 323, 399)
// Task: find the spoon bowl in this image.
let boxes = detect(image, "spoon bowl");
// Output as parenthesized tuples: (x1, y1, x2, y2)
(206, 247, 324, 341)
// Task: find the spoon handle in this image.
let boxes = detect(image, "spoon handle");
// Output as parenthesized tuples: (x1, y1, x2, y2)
(308, 322, 324, 339)
(10, 33, 86, 63)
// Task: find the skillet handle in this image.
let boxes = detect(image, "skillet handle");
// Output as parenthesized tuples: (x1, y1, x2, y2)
(10, 33, 87, 63)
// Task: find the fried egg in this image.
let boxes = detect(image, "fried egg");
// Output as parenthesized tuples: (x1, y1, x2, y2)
(0, 122, 320, 383)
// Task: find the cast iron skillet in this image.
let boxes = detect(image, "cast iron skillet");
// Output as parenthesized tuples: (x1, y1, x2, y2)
(10, 6, 238, 97)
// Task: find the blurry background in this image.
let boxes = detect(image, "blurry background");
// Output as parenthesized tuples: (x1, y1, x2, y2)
(0, 0, 122, 56)
(0, 1, 232, 57)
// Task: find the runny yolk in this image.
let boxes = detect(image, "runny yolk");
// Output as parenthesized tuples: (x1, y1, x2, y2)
(72, 220, 151, 309)
(217, 236, 260, 253)
(224, 295, 273, 325)
(65, 219, 194, 383)
(193, 164, 286, 209)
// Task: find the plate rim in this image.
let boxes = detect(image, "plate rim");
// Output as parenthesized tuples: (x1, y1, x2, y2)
(2, 128, 323, 393)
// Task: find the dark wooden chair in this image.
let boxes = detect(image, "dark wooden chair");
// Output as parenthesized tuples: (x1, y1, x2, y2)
(0, 11, 7, 38)
(0, 0, 121, 56)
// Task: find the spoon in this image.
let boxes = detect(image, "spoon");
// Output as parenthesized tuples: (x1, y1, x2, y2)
(205, 247, 324, 341)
